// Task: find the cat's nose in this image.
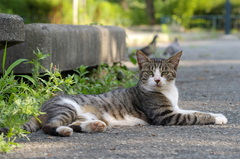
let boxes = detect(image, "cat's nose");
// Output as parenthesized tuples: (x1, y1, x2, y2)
(154, 79, 160, 84)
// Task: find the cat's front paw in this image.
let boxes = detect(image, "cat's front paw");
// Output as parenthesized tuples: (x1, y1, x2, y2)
(211, 113, 228, 125)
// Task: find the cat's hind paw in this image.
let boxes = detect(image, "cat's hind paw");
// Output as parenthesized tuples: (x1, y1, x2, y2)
(90, 120, 107, 132)
(211, 113, 228, 125)
(56, 126, 73, 137)
(81, 120, 107, 132)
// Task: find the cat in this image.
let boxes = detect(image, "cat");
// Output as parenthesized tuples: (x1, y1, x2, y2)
(0, 50, 227, 137)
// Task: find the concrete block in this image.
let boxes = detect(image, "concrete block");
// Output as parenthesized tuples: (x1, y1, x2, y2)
(0, 13, 25, 48)
(0, 24, 126, 74)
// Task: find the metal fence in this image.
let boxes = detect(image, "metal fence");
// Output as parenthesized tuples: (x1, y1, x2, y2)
(160, 15, 240, 30)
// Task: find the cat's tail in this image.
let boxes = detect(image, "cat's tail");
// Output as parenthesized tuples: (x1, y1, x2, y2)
(0, 114, 47, 135)
(21, 115, 47, 132)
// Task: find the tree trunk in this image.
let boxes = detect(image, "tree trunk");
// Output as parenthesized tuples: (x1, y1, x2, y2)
(145, 0, 156, 25)
(121, 0, 129, 10)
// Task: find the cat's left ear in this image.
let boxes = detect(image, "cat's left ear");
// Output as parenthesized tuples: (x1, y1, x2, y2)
(166, 51, 183, 70)
(136, 50, 151, 70)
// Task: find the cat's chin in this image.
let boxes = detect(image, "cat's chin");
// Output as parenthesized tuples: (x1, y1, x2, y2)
(142, 85, 163, 92)
(154, 83, 174, 92)
(151, 82, 164, 88)
(142, 81, 170, 92)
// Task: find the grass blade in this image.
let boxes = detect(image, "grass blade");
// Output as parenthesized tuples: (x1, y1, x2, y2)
(4, 59, 28, 77)
(17, 75, 37, 87)
(2, 42, 7, 74)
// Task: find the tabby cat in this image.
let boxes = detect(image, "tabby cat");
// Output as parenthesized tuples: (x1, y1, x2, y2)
(0, 50, 227, 137)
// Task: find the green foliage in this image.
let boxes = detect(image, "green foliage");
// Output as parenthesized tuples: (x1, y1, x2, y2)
(156, 0, 198, 27)
(0, 133, 19, 153)
(0, 0, 149, 26)
(2, 0, 239, 30)
(157, 0, 240, 28)
(0, 0, 72, 24)
(127, 49, 138, 65)
(91, 1, 130, 26)
(68, 63, 137, 95)
(0, 48, 137, 153)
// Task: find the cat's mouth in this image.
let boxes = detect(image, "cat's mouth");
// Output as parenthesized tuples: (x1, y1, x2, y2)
(155, 83, 162, 87)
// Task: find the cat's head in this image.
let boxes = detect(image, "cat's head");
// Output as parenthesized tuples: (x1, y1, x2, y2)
(136, 50, 182, 91)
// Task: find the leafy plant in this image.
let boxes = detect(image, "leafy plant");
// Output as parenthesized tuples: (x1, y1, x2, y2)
(0, 44, 42, 152)
(127, 48, 137, 65)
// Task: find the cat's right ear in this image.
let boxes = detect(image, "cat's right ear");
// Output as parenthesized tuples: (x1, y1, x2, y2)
(136, 50, 151, 70)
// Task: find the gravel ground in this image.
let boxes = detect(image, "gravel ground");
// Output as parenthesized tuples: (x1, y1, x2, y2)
(1, 35, 240, 159)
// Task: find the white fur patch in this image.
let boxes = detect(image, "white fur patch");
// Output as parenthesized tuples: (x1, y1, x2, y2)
(160, 80, 179, 108)
(61, 98, 82, 116)
(81, 112, 98, 121)
(56, 126, 73, 136)
(210, 113, 228, 124)
(153, 68, 162, 82)
(103, 113, 149, 127)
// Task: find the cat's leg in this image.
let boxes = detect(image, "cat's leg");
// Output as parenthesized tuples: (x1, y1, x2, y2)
(153, 109, 227, 126)
(41, 113, 74, 137)
(68, 113, 107, 133)
(172, 108, 227, 125)
(42, 117, 107, 136)
(42, 121, 73, 137)
(189, 111, 227, 125)
(69, 120, 107, 133)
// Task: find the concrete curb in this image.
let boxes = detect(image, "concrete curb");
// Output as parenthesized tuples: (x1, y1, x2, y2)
(0, 14, 126, 74)
(0, 13, 25, 48)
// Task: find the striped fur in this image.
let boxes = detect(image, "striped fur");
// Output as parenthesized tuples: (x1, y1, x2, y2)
(0, 50, 227, 137)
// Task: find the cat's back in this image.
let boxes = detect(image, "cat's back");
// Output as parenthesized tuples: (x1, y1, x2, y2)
(41, 87, 138, 110)
(86, 87, 139, 110)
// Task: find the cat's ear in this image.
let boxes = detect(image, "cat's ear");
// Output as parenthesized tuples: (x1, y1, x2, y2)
(166, 50, 182, 70)
(136, 50, 151, 69)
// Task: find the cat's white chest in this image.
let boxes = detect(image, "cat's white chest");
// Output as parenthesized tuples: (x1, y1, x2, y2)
(161, 84, 179, 108)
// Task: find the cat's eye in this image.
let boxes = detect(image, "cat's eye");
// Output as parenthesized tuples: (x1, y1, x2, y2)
(161, 71, 169, 76)
(147, 71, 154, 76)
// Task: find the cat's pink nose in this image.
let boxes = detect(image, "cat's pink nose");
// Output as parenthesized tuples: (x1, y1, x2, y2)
(155, 79, 160, 84)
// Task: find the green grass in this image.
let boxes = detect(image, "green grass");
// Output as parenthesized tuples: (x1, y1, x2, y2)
(0, 47, 137, 153)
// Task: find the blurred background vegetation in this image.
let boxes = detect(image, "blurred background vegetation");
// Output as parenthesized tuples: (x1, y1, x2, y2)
(0, 0, 240, 30)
